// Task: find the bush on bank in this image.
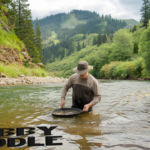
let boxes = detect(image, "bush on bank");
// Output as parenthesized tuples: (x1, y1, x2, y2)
(100, 58, 143, 79)
(0, 63, 47, 77)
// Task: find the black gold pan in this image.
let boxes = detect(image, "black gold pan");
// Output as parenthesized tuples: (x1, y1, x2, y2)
(52, 108, 84, 117)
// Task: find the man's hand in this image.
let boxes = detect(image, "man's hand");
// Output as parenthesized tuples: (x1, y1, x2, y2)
(60, 98, 65, 108)
(83, 102, 93, 112)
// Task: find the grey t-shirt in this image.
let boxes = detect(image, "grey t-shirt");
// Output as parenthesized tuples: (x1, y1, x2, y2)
(61, 73, 101, 109)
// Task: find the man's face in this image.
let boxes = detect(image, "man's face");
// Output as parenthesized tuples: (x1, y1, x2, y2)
(80, 72, 88, 78)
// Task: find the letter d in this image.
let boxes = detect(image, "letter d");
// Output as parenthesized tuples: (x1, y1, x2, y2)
(7, 138, 26, 147)
(0, 139, 6, 147)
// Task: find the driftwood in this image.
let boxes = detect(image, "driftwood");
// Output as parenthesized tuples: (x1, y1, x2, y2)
(0, 18, 10, 32)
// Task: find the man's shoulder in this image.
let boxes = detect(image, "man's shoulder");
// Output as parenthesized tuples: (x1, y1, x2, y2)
(69, 73, 79, 81)
(88, 74, 98, 84)
(70, 73, 79, 78)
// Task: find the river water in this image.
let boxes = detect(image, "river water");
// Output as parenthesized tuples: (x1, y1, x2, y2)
(0, 80, 150, 150)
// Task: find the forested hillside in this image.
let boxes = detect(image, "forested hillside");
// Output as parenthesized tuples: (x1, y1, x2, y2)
(33, 10, 127, 64)
(46, 22, 150, 79)
(45, 0, 150, 79)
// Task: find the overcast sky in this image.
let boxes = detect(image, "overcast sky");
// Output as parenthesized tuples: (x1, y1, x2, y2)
(28, 0, 142, 22)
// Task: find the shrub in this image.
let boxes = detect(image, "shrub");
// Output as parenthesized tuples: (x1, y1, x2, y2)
(100, 58, 143, 79)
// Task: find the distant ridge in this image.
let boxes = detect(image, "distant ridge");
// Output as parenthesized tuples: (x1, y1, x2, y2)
(121, 19, 139, 29)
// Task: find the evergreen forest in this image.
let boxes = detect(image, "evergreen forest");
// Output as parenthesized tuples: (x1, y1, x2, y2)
(45, 0, 150, 79)
(33, 10, 127, 64)
(0, 0, 42, 63)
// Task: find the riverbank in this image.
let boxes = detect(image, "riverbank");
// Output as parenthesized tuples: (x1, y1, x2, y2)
(0, 76, 67, 86)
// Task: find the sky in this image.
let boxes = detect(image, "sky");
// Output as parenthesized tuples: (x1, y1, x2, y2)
(28, 0, 143, 22)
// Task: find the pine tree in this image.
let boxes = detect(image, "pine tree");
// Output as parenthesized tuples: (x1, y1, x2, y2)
(102, 34, 107, 43)
(82, 42, 85, 48)
(7, 1, 17, 26)
(14, 0, 41, 63)
(132, 25, 137, 32)
(77, 42, 81, 51)
(133, 43, 138, 54)
(35, 18, 42, 61)
(97, 33, 102, 46)
(140, 0, 150, 28)
(93, 36, 97, 45)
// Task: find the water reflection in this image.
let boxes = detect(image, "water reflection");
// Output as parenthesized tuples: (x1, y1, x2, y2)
(53, 112, 102, 150)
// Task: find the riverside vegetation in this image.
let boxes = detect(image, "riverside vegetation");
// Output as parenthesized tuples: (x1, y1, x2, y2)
(0, 1, 67, 86)
(45, 23, 150, 79)
(44, 1, 150, 80)
(0, 0, 48, 82)
(1, 0, 150, 81)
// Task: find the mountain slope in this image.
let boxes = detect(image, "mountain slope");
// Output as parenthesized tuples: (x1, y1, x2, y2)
(34, 10, 127, 64)
(122, 19, 139, 29)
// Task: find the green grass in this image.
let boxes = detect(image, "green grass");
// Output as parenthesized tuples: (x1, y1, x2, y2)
(0, 26, 25, 52)
(61, 14, 87, 29)
(42, 31, 59, 48)
(0, 63, 47, 78)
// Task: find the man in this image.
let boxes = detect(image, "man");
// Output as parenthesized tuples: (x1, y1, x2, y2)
(61, 61, 101, 112)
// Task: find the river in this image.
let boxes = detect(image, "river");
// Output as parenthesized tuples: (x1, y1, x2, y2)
(0, 80, 150, 150)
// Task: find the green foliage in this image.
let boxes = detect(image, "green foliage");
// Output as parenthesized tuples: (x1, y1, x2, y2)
(61, 13, 87, 28)
(109, 29, 133, 61)
(43, 33, 98, 64)
(33, 10, 127, 63)
(140, 0, 150, 28)
(100, 58, 143, 79)
(100, 61, 121, 78)
(24, 60, 29, 67)
(35, 18, 42, 61)
(133, 43, 138, 54)
(45, 45, 95, 77)
(77, 42, 81, 51)
(0, 26, 25, 51)
(14, 0, 42, 63)
(19, 53, 24, 60)
(46, 43, 110, 78)
(0, 4, 9, 27)
(0, 62, 47, 77)
(122, 19, 139, 29)
(97, 34, 102, 46)
(45, 22, 150, 79)
(1, 5, 8, 13)
(139, 21, 150, 76)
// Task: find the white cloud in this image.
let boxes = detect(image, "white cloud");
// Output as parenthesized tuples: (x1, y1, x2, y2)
(28, 0, 142, 22)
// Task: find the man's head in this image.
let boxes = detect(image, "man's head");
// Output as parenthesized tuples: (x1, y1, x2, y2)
(73, 61, 93, 76)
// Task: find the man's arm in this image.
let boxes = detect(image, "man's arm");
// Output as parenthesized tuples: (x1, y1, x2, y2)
(60, 75, 73, 108)
(83, 79, 101, 112)
(91, 80, 101, 105)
